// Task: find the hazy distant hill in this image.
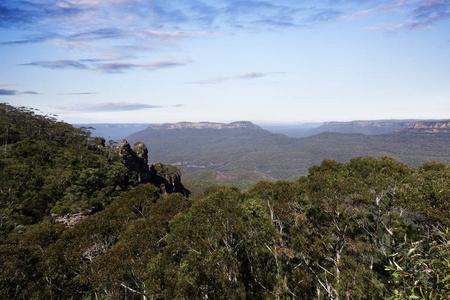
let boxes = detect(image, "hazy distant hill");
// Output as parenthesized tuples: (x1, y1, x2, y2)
(74, 123, 150, 141)
(302, 120, 416, 136)
(128, 121, 294, 165)
(73, 119, 424, 141)
(258, 122, 322, 137)
(396, 120, 450, 134)
(127, 120, 450, 184)
(258, 120, 421, 137)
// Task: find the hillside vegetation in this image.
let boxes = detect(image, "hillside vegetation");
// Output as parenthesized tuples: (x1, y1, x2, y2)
(1, 104, 450, 299)
(128, 121, 450, 183)
(0, 103, 184, 233)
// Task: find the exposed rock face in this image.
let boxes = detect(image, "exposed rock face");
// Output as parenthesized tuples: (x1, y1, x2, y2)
(149, 162, 187, 194)
(397, 121, 450, 134)
(147, 121, 262, 130)
(117, 139, 190, 196)
(117, 139, 151, 183)
(52, 208, 96, 227)
(133, 142, 148, 164)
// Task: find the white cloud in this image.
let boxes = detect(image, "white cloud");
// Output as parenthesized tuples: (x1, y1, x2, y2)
(60, 102, 163, 112)
(188, 72, 269, 84)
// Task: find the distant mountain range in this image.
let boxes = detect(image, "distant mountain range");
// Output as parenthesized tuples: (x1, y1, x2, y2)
(122, 120, 450, 191)
(74, 123, 150, 141)
(261, 119, 450, 137)
(76, 119, 450, 141)
(73, 119, 450, 192)
(303, 120, 413, 136)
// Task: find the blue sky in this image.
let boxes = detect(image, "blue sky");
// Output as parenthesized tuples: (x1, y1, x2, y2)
(1, 0, 449, 124)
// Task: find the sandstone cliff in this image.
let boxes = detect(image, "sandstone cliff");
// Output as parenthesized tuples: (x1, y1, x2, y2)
(146, 121, 262, 130)
(396, 121, 450, 134)
(117, 139, 190, 196)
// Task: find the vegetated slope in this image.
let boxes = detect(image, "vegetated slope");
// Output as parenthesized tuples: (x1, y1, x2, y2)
(128, 121, 450, 181)
(301, 119, 415, 136)
(0, 104, 185, 234)
(183, 169, 274, 198)
(2, 156, 450, 299)
(258, 122, 323, 137)
(0, 104, 133, 232)
(127, 121, 295, 166)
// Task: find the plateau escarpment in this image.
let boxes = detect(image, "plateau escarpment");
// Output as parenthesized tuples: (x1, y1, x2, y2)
(396, 120, 450, 134)
(146, 121, 262, 130)
(127, 120, 450, 184)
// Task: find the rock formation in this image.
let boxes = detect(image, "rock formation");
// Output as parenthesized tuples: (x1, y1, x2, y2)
(117, 139, 190, 196)
(397, 121, 450, 134)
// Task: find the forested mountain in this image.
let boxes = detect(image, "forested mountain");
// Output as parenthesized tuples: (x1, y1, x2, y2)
(2, 104, 450, 299)
(303, 120, 415, 136)
(73, 119, 420, 142)
(127, 121, 450, 191)
(258, 122, 323, 137)
(0, 103, 186, 232)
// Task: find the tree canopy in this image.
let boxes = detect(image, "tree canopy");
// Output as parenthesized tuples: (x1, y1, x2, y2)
(2, 103, 450, 299)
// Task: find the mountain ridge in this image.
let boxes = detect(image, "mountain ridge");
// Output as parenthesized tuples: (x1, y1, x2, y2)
(126, 119, 450, 186)
(396, 120, 450, 134)
(147, 121, 262, 130)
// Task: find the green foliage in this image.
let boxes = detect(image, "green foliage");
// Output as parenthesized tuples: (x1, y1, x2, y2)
(0, 103, 133, 234)
(0, 184, 191, 299)
(2, 155, 450, 299)
(152, 162, 179, 177)
(2, 103, 450, 300)
(387, 229, 450, 299)
(184, 169, 274, 198)
(146, 186, 277, 299)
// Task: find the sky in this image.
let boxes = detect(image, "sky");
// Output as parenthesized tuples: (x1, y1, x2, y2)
(0, 0, 449, 124)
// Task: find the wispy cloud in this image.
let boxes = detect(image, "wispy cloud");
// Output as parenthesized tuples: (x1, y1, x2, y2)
(61, 102, 162, 112)
(237, 72, 267, 79)
(188, 72, 268, 84)
(0, 83, 15, 87)
(343, 0, 450, 32)
(408, 0, 450, 29)
(340, 1, 410, 21)
(2, 0, 448, 80)
(307, 9, 341, 22)
(69, 28, 125, 41)
(0, 33, 61, 45)
(22, 60, 90, 70)
(97, 59, 192, 73)
(1, 28, 125, 47)
(0, 88, 39, 96)
(2, 0, 448, 39)
(0, 2, 85, 28)
(145, 30, 214, 38)
(0, 1, 348, 41)
(57, 92, 97, 95)
(0, 89, 18, 96)
(21, 58, 191, 74)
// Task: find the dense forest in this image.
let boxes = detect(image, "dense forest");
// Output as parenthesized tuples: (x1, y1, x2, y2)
(1, 103, 450, 299)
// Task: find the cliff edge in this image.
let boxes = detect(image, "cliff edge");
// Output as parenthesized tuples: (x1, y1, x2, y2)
(117, 139, 190, 197)
(396, 120, 450, 134)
